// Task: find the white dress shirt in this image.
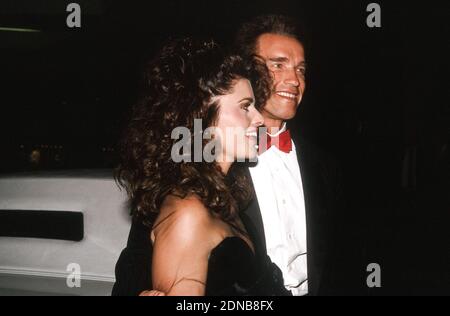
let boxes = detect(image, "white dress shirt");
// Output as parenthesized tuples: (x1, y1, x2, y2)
(249, 123, 308, 296)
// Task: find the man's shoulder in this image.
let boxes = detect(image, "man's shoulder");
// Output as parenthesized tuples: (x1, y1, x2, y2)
(292, 132, 338, 166)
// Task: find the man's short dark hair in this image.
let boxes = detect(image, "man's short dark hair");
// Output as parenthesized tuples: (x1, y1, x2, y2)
(234, 14, 304, 58)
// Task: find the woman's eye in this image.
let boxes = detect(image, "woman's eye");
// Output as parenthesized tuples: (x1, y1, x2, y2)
(241, 104, 250, 112)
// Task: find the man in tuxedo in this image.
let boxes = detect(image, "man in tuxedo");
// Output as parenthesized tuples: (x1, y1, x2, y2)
(235, 14, 357, 296)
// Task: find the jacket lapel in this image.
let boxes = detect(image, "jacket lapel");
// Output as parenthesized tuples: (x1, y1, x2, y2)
(240, 195, 267, 260)
(291, 126, 337, 296)
(294, 133, 325, 296)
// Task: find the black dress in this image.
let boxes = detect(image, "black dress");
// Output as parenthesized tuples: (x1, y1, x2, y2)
(112, 218, 290, 296)
(205, 236, 290, 296)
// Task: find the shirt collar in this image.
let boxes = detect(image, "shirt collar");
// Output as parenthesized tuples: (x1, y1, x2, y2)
(267, 122, 287, 138)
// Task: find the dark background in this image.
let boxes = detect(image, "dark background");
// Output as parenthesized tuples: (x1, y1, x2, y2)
(0, 0, 449, 294)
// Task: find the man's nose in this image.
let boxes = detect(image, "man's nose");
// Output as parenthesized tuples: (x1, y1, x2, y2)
(283, 68, 300, 87)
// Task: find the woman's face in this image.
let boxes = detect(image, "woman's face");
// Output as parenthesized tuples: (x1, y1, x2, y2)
(213, 79, 264, 163)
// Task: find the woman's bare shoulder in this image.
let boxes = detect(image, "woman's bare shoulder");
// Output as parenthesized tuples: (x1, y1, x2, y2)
(152, 194, 221, 242)
(161, 194, 212, 222)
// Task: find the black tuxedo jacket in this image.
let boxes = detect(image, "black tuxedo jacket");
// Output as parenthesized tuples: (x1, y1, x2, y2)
(240, 127, 346, 296)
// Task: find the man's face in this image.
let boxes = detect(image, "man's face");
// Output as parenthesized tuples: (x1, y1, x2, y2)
(256, 33, 306, 124)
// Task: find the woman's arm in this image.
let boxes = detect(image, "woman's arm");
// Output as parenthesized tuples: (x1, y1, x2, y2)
(151, 197, 216, 296)
(139, 290, 166, 296)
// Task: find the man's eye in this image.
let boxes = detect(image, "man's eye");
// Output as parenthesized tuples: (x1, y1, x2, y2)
(272, 63, 282, 69)
(297, 68, 306, 75)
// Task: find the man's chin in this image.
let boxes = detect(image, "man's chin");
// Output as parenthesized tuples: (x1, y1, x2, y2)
(278, 110, 298, 121)
(265, 103, 301, 120)
(285, 104, 302, 120)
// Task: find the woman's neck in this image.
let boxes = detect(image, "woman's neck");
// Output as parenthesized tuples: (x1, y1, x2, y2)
(217, 161, 232, 175)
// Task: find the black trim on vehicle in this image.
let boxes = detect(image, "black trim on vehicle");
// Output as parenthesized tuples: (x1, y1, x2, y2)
(0, 210, 84, 241)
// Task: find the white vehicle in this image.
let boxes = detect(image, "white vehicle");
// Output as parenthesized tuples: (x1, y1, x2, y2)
(0, 170, 131, 296)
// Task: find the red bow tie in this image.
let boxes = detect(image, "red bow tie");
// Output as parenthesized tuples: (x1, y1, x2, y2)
(259, 129, 292, 154)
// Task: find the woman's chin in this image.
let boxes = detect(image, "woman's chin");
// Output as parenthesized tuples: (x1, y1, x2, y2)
(245, 147, 259, 161)
(232, 143, 258, 162)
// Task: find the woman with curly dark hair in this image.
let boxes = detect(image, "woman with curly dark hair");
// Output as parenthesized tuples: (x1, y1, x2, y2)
(112, 38, 290, 296)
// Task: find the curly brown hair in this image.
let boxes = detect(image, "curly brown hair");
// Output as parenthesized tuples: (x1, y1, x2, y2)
(115, 38, 271, 229)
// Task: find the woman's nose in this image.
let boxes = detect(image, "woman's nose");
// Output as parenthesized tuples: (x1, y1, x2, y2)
(252, 110, 265, 127)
